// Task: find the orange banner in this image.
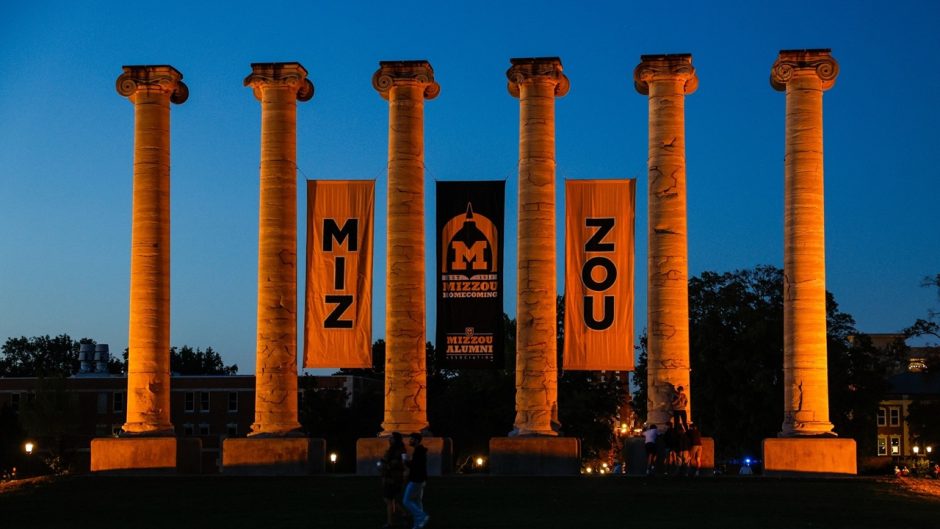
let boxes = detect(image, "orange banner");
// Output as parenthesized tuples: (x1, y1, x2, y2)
(303, 180, 374, 368)
(564, 179, 635, 371)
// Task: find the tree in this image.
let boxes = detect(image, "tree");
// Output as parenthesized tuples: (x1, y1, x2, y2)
(115, 345, 238, 375)
(631, 333, 648, 423)
(298, 373, 383, 473)
(170, 346, 237, 375)
(333, 339, 386, 379)
(686, 266, 785, 459)
(635, 265, 896, 460)
(555, 295, 628, 459)
(0, 335, 95, 377)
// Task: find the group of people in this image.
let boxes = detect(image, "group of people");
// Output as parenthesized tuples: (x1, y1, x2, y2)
(642, 386, 703, 476)
(379, 432, 430, 529)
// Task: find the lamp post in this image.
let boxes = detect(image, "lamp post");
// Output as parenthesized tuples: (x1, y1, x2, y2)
(329, 452, 338, 473)
(24, 442, 34, 477)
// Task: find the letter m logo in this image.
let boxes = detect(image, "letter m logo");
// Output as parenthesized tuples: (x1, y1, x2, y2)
(323, 218, 358, 252)
(450, 241, 487, 271)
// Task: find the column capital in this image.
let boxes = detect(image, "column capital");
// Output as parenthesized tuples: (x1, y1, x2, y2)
(116, 65, 188, 104)
(372, 60, 440, 101)
(506, 57, 569, 98)
(770, 49, 838, 92)
(244, 62, 315, 102)
(633, 54, 697, 96)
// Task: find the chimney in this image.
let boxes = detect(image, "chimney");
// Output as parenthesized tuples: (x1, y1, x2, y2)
(95, 344, 110, 374)
(79, 344, 95, 374)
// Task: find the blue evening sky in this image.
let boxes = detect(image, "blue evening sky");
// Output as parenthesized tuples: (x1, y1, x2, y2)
(1, 1, 938, 374)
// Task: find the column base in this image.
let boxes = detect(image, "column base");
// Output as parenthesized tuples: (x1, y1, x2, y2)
(90, 437, 201, 474)
(489, 436, 580, 475)
(356, 437, 452, 476)
(762, 437, 857, 476)
(622, 436, 715, 475)
(222, 437, 326, 475)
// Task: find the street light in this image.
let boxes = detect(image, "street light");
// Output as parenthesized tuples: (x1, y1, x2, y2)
(23, 442, 35, 478)
(329, 452, 338, 473)
(927, 446, 933, 455)
(474, 456, 485, 468)
(913, 446, 920, 456)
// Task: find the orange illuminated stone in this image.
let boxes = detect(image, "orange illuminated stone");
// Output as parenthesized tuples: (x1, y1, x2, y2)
(634, 54, 697, 428)
(506, 58, 569, 436)
(372, 61, 439, 435)
(244, 62, 314, 436)
(116, 65, 187, 436)
(771, 49, 839, 436)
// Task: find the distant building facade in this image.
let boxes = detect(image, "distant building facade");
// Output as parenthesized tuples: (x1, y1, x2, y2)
(865, 334, 939, 458)
(0, 372, 379, 473)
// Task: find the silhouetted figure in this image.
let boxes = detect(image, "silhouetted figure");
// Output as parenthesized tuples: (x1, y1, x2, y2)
(379, 432, 406, 529)
(403, 432, 429, 529)
(687, 423, 703, 476)
(671, 386, 688, 429)
(643, 424, 659, 475)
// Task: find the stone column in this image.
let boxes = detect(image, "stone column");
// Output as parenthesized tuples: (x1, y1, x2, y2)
(245, 63, 314, 436)
(373, 61, 439, 435)
(117, 65, 188, 436)
(634, 54, 697, 428)
(771, 49, 838, 436)
(507, 57, 569, 436)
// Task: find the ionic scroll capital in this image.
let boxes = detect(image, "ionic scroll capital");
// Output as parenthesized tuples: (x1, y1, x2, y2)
(244, 62, 315, 102)
(770, 49, 839, 92)
(372, 60, 440, 101)
(633, 54, 697, 96)
(116, 65, 188, 104)
(506, 57, 569, 98)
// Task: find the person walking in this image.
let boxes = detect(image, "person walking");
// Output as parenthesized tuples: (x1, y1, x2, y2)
(671, 386, 688, 429)
(643, 424, 659, 475)
(379, 432, 407, 529)
(403, 432, 429, 529)
(688, 423, 703, 476)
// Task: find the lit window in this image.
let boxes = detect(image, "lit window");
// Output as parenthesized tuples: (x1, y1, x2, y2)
(113, 392, 124, 413)
(890, 436, 901, 455)
(200, 392, 210, 413)
(877, 408, 886, 427)
(183, 423, 194, 436)
(198, 423, 210, 436)
(228, 392, 238, 413)
(877, 436, 888, 456)
(889, 408, 900, 427)
(184, 392, 195, 413)
(226, 423, 237, 437)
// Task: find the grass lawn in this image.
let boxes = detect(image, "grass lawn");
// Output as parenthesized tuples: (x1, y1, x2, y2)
(2, 475, 938, 529)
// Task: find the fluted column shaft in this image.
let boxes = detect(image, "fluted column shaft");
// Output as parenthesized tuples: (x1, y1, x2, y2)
(507, 58, 569, 436)
(771, 50, 839, 436)
(245, 63, 314, 436)
(117, 65, 188, 435)
(634, 55, 697, 428)
(374, 61, 439, 435)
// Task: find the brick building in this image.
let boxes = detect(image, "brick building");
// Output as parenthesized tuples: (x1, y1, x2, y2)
(0, 372, 378, 473)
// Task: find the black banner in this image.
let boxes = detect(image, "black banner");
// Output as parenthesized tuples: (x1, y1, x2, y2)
(436, 181, 505, 368)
